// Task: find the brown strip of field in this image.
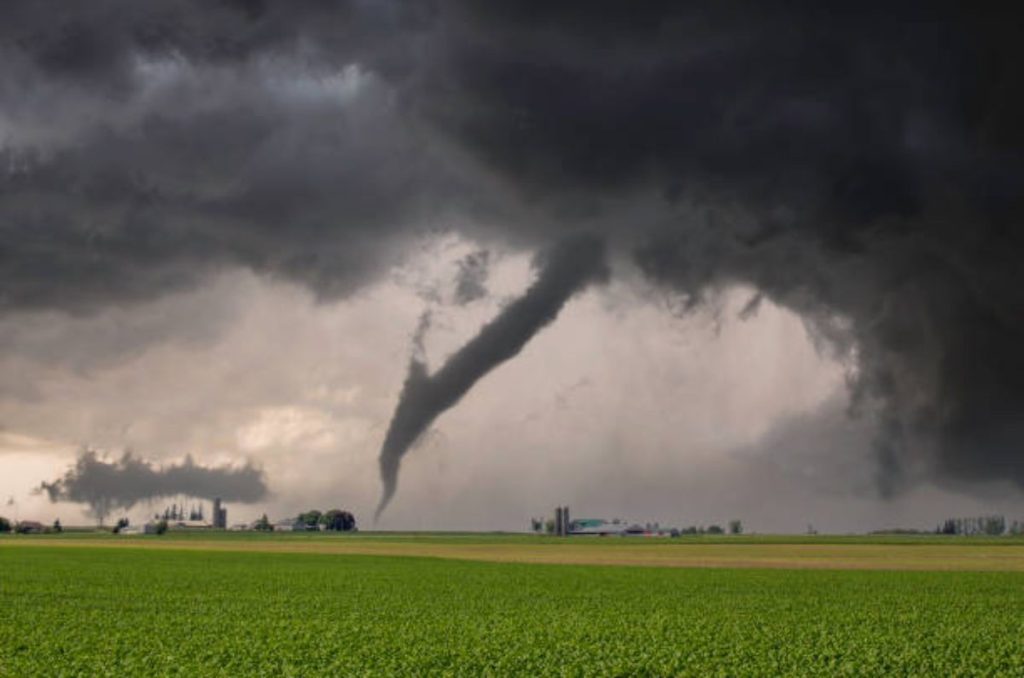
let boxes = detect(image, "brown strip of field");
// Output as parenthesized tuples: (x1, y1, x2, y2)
(5, 537, 1024, 571)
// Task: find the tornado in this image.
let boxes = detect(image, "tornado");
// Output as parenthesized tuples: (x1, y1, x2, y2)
(375, 234, 608, 519)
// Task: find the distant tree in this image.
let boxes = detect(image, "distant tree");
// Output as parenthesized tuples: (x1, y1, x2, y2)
(254, 513, 273, 532)
(728, 520, 743, 535)
(52, 519, 63, 533)
(0, 516, 10, 533)
(297, 510, 323, 530)
(681, 526, 699, 535)
(706, 524, 724, 535)
(155, 519, 168, 535)
(112, 517, 129, 534)
(940, 515, 1006, 536)
(544, 519, 555, 535)
(984, 515, 1006, 536)
(320, 509, 356, 532)
(530, 518, 543, 533)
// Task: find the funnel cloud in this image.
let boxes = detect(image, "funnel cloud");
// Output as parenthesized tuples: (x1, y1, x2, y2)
(377, 235, 607, 517)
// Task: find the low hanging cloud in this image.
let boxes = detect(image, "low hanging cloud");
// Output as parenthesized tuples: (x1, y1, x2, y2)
(38, 448, 268, 522)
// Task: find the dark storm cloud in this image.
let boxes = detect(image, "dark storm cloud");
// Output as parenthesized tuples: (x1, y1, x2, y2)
(1, 2, 1022, 492)
(38, 448, 267, 522)
(0, 0, 480, 312)
(0, 73, 465, 310)
(401, 3, 1024, 492)
(377, 234, 607, 517)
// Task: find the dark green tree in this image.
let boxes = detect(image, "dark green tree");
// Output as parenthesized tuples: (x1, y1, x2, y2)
(0, 516, 11, 533)
(984, 515, 1006, 535)
(297, 510, 323, 530)
(320, 509, 356, 532)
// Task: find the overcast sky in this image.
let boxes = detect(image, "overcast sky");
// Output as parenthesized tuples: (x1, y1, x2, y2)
(1, 2, 1021, 531)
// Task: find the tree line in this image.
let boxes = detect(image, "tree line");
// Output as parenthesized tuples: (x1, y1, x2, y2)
(0, 517, 62, 534)
(937, 515, 1023, 536)
(252, 508, 357, 532)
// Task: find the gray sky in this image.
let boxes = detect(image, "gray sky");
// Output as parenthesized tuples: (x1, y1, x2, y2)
(3, 241, 1019, 531)
(1, 2, 1021, 530)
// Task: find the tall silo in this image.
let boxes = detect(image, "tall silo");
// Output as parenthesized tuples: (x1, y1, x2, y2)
(212, 498, 227, 529)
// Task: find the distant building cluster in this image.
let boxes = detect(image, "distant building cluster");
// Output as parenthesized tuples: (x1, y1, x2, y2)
(110, 503, 359, 534)
(140, 498, 229, 531)
(532, 507, 742, 538)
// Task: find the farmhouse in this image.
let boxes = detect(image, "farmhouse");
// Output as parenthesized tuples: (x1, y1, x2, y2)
(169, 519, 212, 530)
(120, 523, 159, 535)
(570, 518, 623, 535)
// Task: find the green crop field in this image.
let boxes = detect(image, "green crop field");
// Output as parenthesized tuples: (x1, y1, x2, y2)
(3, 536, 1024, 676)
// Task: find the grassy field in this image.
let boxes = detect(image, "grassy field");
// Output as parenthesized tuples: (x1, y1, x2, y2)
(2, 535, 1024, 675)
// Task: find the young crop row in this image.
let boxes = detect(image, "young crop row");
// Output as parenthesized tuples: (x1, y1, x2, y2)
(1, 546, 1023, 676)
